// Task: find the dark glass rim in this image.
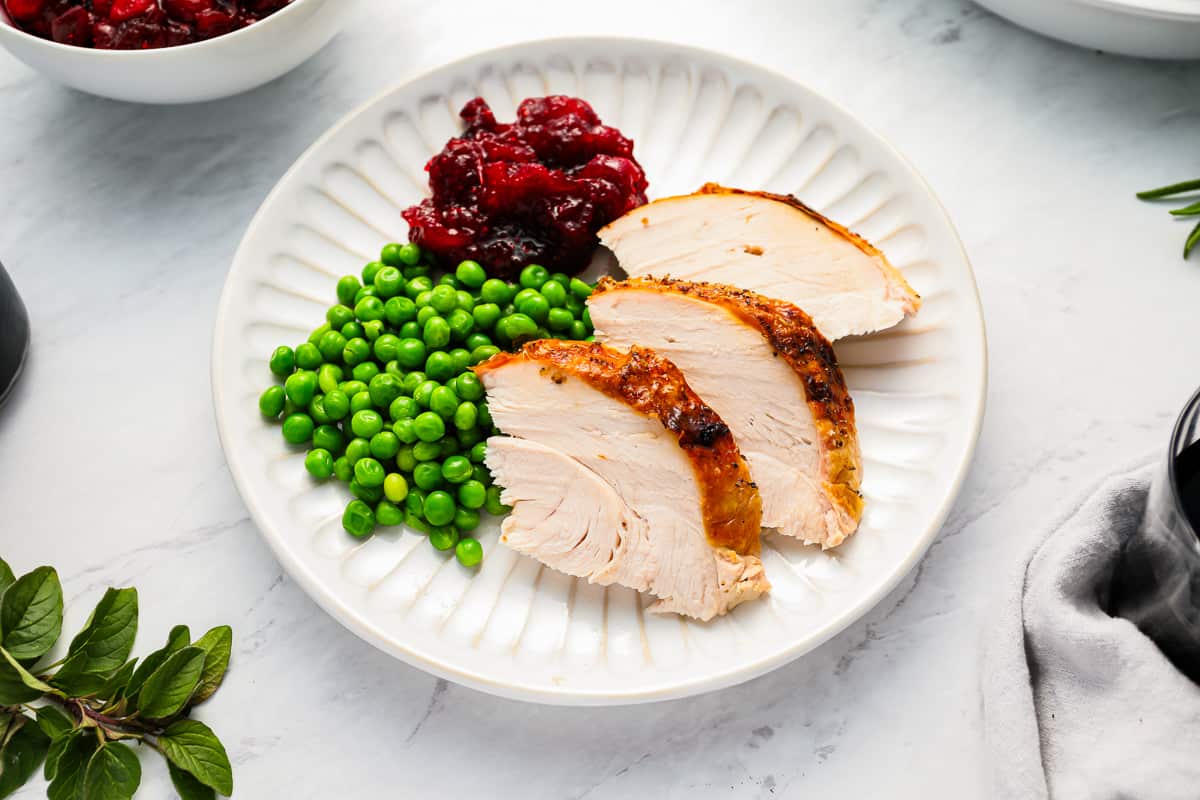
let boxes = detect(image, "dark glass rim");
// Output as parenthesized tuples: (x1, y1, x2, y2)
(1167, 383, 1200, 544)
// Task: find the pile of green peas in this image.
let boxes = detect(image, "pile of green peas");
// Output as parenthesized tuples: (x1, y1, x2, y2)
(257, 241, 597, 568)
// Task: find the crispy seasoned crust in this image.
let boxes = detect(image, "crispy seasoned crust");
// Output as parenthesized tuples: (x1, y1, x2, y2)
(593, 276, 864, 530)
(476, 340, 763, 556)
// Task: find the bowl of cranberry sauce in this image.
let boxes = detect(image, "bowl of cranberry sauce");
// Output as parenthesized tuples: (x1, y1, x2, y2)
(0, 0, 352, 103)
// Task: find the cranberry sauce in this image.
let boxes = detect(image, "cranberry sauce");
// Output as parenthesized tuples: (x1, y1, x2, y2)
(403, 96, 648, 280)
(4, 0, 291, 49)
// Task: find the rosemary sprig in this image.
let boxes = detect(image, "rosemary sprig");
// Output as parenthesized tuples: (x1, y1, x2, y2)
(1138, 178, 1200, 258)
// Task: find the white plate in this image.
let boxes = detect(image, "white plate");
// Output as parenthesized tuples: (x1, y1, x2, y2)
(212, 37, 986, 705)
(975, 0, 1200, 60)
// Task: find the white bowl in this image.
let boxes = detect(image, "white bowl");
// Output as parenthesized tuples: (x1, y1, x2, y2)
(976, 0, 1200, 59)
(0, 0, 351, 103)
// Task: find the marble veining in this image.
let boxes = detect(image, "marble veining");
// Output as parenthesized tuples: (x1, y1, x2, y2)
(2, 0, 1199, 796)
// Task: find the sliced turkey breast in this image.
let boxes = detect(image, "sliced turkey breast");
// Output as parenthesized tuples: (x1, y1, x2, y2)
(598, 183, 920, 341)
(590, 276, 862, 548)
(476, 340, 767, 621)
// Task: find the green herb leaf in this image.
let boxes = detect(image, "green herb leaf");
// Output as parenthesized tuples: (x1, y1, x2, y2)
(81, 741, 141, 800)
(1168, 200, 1200, 216)
(0, 560, 15, 598)
(0, 567, 63, 662)
(64, 588, 138, 676)
(0, 647, 56, 704)
(1137, 178, 1200, 199)
(1186, 220, 1200, 259)
(48, 665, 108, 699)
(99, 659, 138, 701)
(188, 627, 232, 706)
(157, 720, 233, 796)
(47, 731, 95, 800)
(137, 647, 205, 720)
(35, 706, 74, 741)
(167, 761, 216, 800)
(167, 626, 191, 652)
(123, 627, 190, 713)
(0, 716, 51, 798)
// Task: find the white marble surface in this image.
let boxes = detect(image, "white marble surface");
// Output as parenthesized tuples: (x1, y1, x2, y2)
(1, 1, 1198, 796)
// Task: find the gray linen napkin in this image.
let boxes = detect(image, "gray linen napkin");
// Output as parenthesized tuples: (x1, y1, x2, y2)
(983, 463, 1200, 799)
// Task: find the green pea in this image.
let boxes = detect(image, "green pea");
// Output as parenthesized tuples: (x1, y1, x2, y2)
(395, 444, 418, 472)
(406, 488, 428, 517)
(477, 402, 493, 429)
(378, 243, 403, 267)
(376, 499, 403, 527)
(540, 280, 567, 308)
(453, 402, 478, 431)
(415, 290, 434, 309)
(517, 294, 550, 324)
(336, 276, 362, 306)
(423, 491, 456, 526)
(310, 332, 339, 363)
(284, 371, 317, 407)
(438, 274, 462, 289)
(519, 264, 549, 290)
(384, 473, 409, 503)
(340, 379, 367, 397)
(417, 306, 439, 328)
(305, 448, 334, 480)
(342, 499, 375, 538)
(350, 391, 374, 415)
(393, 418, 418, 445)
(413, 462, 445, 491)
(310, 395, 333, 424)
(429, 526, 459, 552)
(469, 441, 488, 464)
(413, 411, 446, 442)
(320, 390, 347, 422)
(405, 511, 432, 535)
(369, 373, 403, 408)
(569, 320, 589, 340)
(413, 380, 438, 408)
(370, 431, 401, 460)
(259, 386, 286, 418)
(308, 322, 332, 344)
(341, 321, 365, 340)
(354, 457, 386, 488)
(333, 456, 353, 483)
(449, 348, 472, 375)
(454, 259, 487, 288)
(384, 296, 417, 327)
(471, 464, 491, 486)
(269, 346, 296, 377)
(455, 290, 475, 312)
(390, 338, 423, 370)
(497, 313, 538, 343)
(399, 321, 421, 339)
(354, 287, 378, 305)
(413, 441, 442, 461)
(374, 267, 404, 298)
(456, 426, 483, 449)
(362, 320, 384, 341)
(317, 364, 343, 394)
(464, 331, 493, 351)
(404, 275, 434, 300)
(327, 304, 355, 331)
(430, 386, 459, 419)
(282, 413, 314, 444)
(512, 288, 539, 308)
(467, 305, 497, 333)
(446, 308, 475, 341)
(455, 537, 483, 567)
(471, 345, 501, 365)
(389, 396, 419, 421)
(569, 277, 594, 299)
(484, 484, 510, 516)
(397, 242, 422, 266)
(423, 316, 451, 349)
(457, 480, 486, 509)
(422, 351, 452, 382)
(400, 371, 426, 396)
(480, 279, 513, 305)
(351, 409, 385, 439)
(439, 438, 460, 458)
(372, 333, 400, 363)
(547, 307, 574, 331)
(427, 284, 456, 314)
(385, 360, 404, 380)
(355, 295, 385, 322)
(350, 479, 384, 503)
(352, 361, 380, 383)
(582, 307, 592, 329)
(342, 337, 370, 366)
(441, 455, 473, 484)
(362, 260, 384, 285)
(345, 437, 372, 464)
(312, 424, 345, 453)
(453, 507, 480, 532)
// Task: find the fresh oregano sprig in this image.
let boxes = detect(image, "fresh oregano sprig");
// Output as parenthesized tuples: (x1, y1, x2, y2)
(1138, 179, 1200, 258)
(0, 557, 234, 799)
